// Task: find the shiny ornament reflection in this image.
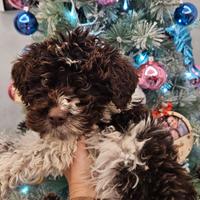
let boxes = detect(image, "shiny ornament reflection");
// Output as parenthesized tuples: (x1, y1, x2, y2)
(14, 11, 38, 35)
(133, 51, 149, 68)
(174, 3, 198, 26)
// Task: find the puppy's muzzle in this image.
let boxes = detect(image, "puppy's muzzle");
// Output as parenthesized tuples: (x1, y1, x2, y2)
(48, 107, 67, 127)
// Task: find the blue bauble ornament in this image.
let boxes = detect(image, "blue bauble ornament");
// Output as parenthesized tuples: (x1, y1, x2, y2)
(133, 51, 149, 69)
(174, 3, 198, 26)
(14, 11, 38, 35)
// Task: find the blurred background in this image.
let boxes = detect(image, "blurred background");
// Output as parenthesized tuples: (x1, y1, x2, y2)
(0, 0, 199, 131)
(0, 8, 31, 131)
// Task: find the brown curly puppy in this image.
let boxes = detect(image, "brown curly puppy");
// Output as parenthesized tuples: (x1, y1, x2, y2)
(12, 28, 138, 139)
(0, 28, 196, 200)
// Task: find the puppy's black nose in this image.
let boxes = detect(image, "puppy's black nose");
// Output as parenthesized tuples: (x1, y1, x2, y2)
(48, 107, 66, 126)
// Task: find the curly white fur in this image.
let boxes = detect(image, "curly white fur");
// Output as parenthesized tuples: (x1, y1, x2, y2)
(0, 119, 151, 200)
(87, 118, 151, 200)
(126, 86, 146, 110)
(0, 131, 77, 199)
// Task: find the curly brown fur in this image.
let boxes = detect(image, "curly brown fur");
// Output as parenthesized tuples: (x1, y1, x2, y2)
(89, 109, 196, 200)
(114, 112, 196, 200)
(12, 28, 138, 139)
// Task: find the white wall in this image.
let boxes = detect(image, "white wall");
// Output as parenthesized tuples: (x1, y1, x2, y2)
(0, 2, 199, 130)
(0, 10, 31, 130)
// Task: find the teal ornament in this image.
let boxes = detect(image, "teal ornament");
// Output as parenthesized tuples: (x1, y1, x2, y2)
(185, 71, 196, 80)
(133, 51, 149, 69)
(166, 25, 191, 52)
(160, 82, 172, 93)
(166, 24, 176, 37)
(174, 3, 198, 26)
(14, 11, 38, 35)
(64, 3, 79, 28)
(183, 45, 193, 65)
(123, 0, 128, 11)
(166, 24, 194, 66)
(19, 185, 30, 195)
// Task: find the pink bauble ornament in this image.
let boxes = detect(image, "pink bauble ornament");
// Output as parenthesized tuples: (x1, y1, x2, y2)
(8, 0, 24, 9)
(137, 61, 167, 90)
(8, 82, 15, 101)
(8, 82, 21, 102)
(97, 0, 118, 6)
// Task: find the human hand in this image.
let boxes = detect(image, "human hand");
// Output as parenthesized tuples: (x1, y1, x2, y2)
(64, 137, 96, 200)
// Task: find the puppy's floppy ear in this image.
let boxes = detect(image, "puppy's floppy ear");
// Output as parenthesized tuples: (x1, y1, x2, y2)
(109, 54, 138, 109)
(11, 59, 28, 101)
(65, 28, 138, 109)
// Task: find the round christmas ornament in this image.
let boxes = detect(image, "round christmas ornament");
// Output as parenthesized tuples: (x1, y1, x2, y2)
(14, 11, 38, 35)
(8, 82, 21, 102)
(8, 82, 15, 101)
(97, 0, 118, 6)
(133, 51, 149, 69)
(174, 2, 198, 26)
(137, 60, 167, 90)
(8, 0, 24, 9)
(161, 111, 193, 164)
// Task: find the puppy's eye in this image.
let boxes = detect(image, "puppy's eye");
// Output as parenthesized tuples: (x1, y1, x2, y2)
(40, 72, 51, 87)
(41, 77, 48, 87)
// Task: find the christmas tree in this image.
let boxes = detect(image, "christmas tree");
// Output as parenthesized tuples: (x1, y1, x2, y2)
(9, 0, 200, 199)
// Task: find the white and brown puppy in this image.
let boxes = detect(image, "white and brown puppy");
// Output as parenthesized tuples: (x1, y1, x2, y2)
(0, 29, 196, 200)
